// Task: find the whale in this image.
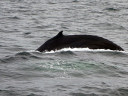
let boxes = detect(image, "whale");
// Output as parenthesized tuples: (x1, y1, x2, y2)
(36, 31, 124, 52)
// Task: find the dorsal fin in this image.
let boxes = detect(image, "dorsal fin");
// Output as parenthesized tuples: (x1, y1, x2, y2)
(54, 31, 63, 39)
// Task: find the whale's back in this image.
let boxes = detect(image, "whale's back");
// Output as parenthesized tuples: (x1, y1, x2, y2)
(37, 31, 124, 52)
(57, 35, 124, 51)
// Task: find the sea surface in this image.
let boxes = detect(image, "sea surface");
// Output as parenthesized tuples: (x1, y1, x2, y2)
(0, 0, 128, 96)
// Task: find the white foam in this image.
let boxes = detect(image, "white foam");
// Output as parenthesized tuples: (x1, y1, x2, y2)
(45, 48, 125, 53)
(26, 48, 127, 54)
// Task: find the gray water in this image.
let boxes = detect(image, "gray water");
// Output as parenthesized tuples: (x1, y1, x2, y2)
(0, 0, 128, 96)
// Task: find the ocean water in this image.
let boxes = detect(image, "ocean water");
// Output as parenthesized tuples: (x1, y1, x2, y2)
(0, 0, 128, 96)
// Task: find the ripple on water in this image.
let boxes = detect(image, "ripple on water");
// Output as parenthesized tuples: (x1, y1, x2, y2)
(70, 92, 98, 96)
(117, 88, 128, 96)
(69, 87, 128, 96)
(0, 89, 42, 96)
(104, 7, 120, 11)
(0, 89, 20, 96)
(7, 16, 21, 20)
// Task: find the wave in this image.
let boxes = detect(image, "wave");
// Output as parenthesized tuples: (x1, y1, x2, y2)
(0, 51, 42, 63)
